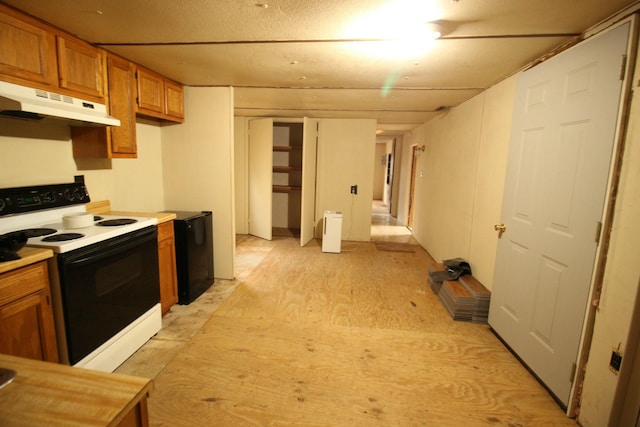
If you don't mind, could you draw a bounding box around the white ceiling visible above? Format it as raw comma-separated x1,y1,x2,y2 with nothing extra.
4,0,638,135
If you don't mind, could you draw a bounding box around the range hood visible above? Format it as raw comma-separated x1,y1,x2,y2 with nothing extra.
0,80,120,127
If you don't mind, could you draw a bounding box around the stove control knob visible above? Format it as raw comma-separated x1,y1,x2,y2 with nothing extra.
74,187,85,200
0,198,5,212
41,192,55,203
63,189,74,200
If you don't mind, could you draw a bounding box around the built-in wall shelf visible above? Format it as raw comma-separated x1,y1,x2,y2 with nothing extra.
273,227,300,238
273,166,302,173
273,145,302,152
273,185,302,193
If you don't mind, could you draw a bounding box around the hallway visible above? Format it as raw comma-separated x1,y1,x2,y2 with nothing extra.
370,199,417,244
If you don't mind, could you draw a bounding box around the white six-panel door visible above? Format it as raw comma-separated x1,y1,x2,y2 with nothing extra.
488,22,630,407
248,118,273,241
301,118,319,246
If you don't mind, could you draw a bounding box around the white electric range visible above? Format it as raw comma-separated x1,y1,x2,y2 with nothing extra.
0,177,162,372
0,205,158,252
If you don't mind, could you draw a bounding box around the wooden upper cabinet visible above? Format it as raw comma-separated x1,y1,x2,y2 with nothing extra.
0,6,104,102
71,54,137,159
1,2,184,138
0,6,58,88
136,66,184,123
107,55,137,156
136,67,164,115
56,35,105,101
165,80,185,121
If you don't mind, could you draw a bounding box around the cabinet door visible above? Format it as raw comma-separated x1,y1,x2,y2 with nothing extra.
0,7,58,88
56,34,105,100
165,79,184,121
157,221,178,315
136,68,164,115
71,54,137,159
108,55,137,157
0,262,59,363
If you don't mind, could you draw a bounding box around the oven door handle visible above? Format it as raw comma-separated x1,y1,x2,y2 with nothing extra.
59,226,157,266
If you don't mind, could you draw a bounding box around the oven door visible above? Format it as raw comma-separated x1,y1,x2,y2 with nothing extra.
56,226,159,365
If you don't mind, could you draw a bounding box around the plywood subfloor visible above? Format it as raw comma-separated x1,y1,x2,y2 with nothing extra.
374,241,416,252
141,236,576,426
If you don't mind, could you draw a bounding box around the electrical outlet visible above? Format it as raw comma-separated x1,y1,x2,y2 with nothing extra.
610,349,622,374
350,185,358,195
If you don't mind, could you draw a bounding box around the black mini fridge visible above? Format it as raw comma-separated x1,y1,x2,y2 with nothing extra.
164,210,214,304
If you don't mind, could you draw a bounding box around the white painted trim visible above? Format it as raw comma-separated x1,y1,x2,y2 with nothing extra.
74,303,162,373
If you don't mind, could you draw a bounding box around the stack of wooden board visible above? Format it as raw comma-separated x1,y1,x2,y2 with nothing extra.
432,272,492,324
438,280,476,321
459,275,491,323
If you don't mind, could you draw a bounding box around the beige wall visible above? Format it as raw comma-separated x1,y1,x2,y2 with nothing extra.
0,117,165,212
110,119,165,211
408,94,486,280
315,118,377,241
162,86,236,280
403,77,514,288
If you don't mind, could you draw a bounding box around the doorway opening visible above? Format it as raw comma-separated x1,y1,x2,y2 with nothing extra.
370,199,415,243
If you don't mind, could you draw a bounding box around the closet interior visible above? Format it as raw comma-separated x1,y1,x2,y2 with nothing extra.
272,122,303,237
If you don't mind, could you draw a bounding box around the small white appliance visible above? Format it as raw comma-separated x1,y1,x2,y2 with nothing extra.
322,211,342,253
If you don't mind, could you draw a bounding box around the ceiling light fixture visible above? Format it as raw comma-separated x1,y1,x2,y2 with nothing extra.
255,3,268,8
426,22,442,39
342,0,443,59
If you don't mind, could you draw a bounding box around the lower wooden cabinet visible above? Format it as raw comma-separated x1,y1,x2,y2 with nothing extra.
117,396,151,427
157,221,178,315
0,261,59,363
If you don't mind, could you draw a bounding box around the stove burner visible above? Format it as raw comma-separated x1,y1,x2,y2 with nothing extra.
21,228,58,238
96,218,137,227
42,233,85,242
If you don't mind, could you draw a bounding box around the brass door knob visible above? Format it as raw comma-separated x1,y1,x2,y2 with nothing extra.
494,224,506,232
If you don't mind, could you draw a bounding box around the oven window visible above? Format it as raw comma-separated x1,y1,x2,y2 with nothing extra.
95,254,142,296
57,227,160,364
